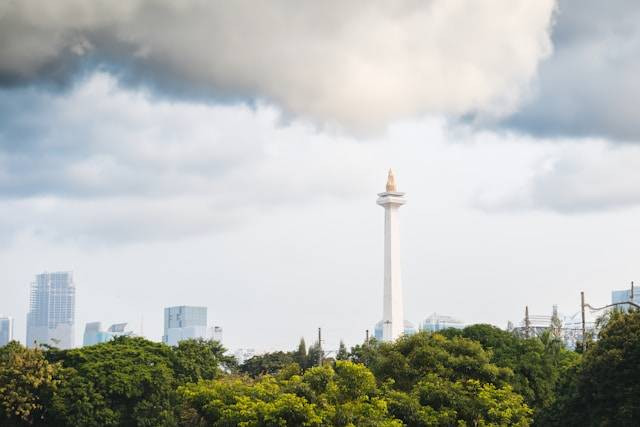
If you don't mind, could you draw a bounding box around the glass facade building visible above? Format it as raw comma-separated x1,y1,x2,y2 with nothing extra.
0,316,13,347
162,306,208,346
26,272,75,349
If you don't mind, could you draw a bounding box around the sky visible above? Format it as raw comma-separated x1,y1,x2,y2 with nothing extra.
1,0,640,353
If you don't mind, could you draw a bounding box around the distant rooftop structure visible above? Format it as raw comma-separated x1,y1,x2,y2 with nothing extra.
511,305,595,350
420,313,465,333
83,321,132,346
373,319,416,340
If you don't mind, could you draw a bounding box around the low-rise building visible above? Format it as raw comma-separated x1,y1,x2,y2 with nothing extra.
83,322,132,346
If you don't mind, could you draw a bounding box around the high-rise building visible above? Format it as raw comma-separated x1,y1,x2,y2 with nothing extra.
0,316,14,347
162,306,208,346
26,272,75,349
377,169,406,341
83,322,132,346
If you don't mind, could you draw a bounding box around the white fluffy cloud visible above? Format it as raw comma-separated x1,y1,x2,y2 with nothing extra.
0,73,370,243
0,0,555,131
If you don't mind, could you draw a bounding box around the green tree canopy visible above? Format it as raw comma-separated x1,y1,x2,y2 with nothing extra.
240,351,298,377
0,342,59,426
442,324,578,414
45,336,178,426
540,310,640,426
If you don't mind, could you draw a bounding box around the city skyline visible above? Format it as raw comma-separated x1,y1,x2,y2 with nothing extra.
2,0,640,352
2,249,615,352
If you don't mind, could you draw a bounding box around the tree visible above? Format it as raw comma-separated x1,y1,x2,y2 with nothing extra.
0,342,59,426
179,361,402,426
351,332,533,426
240,351,297,377
295,338,308,369
172,338,236,384
178,376,323,426
336,341,349,361
364,332,513,392
443,324,578,415
47,367,118,426
45,336,178,427
541,310,640,426
307,342,323,368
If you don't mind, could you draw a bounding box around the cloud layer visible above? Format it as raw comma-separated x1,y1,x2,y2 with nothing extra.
506,0,640,141
475,139,640,213
0,0,555,131
0,73,369,243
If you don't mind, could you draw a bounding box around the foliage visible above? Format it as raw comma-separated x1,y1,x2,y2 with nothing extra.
539,310,640,426
349,332,533,426
336,341,349,361
295,338,308,369
13,318,640,426
356,332,513,391
442,324,579,415
179,361,401,426
172,338,236,384
306,342,323,369
240,351,298,377
0,342,59,425
45,336,178,427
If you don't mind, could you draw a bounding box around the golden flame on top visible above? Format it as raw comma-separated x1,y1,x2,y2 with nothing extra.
386,169,397,192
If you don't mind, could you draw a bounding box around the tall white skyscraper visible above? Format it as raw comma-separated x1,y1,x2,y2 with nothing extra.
163,306,208,346
377,170,406,341
0,316,13,347
26,272,76,349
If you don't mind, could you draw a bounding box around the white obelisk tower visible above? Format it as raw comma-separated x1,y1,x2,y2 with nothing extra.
377,169,406,342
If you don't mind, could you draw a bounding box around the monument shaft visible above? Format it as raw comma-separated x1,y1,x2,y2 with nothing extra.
377,170,406,341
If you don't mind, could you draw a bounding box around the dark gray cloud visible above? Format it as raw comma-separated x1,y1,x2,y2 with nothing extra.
0,0,555,132
504,0,640,142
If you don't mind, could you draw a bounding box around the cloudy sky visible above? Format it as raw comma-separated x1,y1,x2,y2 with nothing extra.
1,0,639,352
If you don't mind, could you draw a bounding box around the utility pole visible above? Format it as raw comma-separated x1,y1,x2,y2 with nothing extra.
631,281,635,300
524,306,531,339
318,327,323,366
365,329,369,343
581,291,586,349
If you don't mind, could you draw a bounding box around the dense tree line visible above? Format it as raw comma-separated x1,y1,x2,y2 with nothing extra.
2,311,640,426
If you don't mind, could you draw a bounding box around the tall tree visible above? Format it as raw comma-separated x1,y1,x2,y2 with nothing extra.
336,341,349,361
307,342,323,368
295,338,308,369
